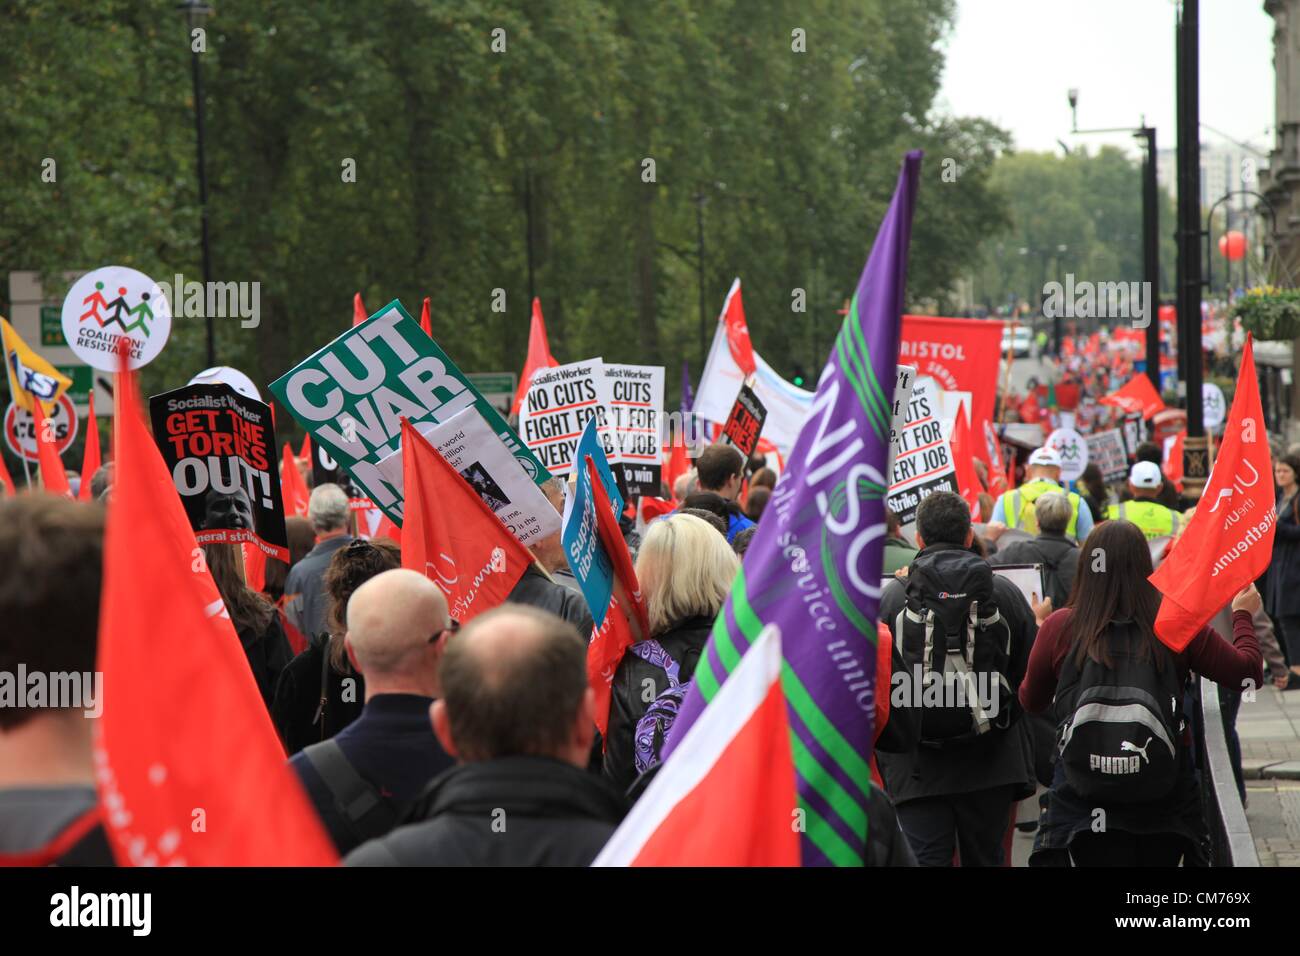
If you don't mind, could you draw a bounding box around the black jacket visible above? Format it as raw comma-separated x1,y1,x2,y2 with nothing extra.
344,756,626,866
271,632,366,755
876,543,1038,805
236,611,294,710
989,532,1079,611
289,694,454,854
508,566,595,636
1266,494,1300,620
603,614,714,794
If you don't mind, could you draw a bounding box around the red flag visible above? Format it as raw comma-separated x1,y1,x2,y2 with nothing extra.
373,511,402,547
664,426,690,501
1149,337,1273,651
949,403,983,516
95,363,336,866
242,540,267,593
399,418,530,621
77,393,102,501
981,419,1009,497
32,398,70,496
0,450,14,496
1100,374,1166,420
511,298,558,415
299,432,312,462
584,456,650,737
280,442,311,518
419,296,433,337
592,624,799,866
352,292,368,327
279,602,307,656
1163,430,1185,491
720,279,757,378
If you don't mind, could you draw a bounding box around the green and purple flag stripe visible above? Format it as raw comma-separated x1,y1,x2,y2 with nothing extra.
663,151,922,866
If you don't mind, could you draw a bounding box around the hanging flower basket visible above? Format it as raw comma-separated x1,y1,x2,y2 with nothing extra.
1231,286,1300,341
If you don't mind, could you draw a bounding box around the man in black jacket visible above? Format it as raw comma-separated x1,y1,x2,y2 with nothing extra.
877,492,1037,866
345,604,626,866
987,491,1079,611
290,569,455,854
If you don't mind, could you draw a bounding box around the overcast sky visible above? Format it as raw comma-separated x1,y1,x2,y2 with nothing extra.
936,0,1276,157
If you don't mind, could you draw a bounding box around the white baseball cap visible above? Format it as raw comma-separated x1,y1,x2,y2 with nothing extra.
1028,447,1062,468
1130,460,1163,489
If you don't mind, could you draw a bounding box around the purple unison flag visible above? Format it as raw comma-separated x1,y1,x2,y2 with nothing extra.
680,360,695,416
661,151,921,866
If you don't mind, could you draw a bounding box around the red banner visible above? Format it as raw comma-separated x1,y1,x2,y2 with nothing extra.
900,316,1002,436
1149,337,1274,651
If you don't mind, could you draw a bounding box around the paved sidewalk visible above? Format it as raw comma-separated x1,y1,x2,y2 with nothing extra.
1237,681,1300,866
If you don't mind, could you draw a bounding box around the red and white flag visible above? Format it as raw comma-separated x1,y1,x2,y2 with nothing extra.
584,456,649,738
399,418,530,622
78,392,102,502
720,278,757,378
1149,336,1274,652
592,623,799,866
95,364,336,866
511,297,559,415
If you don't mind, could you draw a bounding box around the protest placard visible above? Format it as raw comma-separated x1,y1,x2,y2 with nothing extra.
1046,426,1089,482
375,407,561,547
270,299,549,524
889,365,916,472
561,418,622,627
887,376,959,525
518,358,612,478
149,382,288,560
603,363,664,496
61,266,172,372
720,381,767,458
4,393,77,463
1085,428,1129,483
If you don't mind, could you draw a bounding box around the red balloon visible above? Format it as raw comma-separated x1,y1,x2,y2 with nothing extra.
1219,230,1247,261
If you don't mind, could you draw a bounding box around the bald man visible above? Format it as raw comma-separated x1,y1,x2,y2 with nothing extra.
290,569,456,854
345,604,626,866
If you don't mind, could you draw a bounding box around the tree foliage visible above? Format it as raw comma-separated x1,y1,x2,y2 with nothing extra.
0,0,1010,421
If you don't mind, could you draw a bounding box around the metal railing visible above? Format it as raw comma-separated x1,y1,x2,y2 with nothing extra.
1196,675,1259,867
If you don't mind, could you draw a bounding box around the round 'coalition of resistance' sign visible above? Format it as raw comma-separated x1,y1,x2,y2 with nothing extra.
61,266,172,372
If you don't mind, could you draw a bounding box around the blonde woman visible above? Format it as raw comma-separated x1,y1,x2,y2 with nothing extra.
602,513,739,792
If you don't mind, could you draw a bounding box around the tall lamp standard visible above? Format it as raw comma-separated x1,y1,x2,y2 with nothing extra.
1067,87,1161,394
179,0,215,367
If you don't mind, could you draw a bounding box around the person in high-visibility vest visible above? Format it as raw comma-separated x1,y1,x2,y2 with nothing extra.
1106,460,1181,540
989,446,1093,543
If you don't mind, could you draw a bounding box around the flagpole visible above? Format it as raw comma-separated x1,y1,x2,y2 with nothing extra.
1,328,35,488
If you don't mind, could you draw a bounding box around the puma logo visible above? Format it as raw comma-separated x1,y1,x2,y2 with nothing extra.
1120,737,1153,764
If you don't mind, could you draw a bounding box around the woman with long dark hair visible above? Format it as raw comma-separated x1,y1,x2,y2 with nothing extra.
271,538,400,754
1019,520,1262,866
205,543,292,710
1265,454,1300,684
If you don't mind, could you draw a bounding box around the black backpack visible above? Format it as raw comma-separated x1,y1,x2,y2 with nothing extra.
1054,623,1184,804
893,549,1015,745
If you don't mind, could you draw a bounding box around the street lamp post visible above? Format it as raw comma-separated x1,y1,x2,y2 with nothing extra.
179,1,215,367
1067,90,1161,393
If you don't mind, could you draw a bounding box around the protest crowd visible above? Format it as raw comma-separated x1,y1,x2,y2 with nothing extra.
0,155,1283,871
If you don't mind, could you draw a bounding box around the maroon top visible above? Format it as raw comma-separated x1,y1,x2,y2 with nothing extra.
1020,607,1263,715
